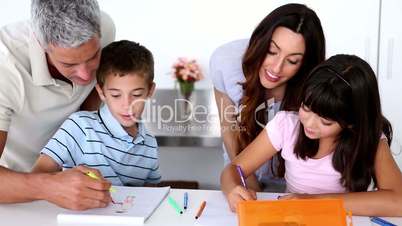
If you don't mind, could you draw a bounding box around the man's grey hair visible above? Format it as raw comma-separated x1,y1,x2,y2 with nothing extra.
31,0,101,49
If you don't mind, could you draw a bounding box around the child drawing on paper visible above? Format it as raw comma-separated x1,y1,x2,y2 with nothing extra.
221,54,402,216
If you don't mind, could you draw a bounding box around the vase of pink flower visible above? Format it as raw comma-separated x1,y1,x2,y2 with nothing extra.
172,57,203,116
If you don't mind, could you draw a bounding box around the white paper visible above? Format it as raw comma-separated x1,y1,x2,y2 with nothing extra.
58,186,170,225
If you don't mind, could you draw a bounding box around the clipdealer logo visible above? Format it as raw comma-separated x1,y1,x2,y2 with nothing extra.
127,98,219,130
254,102,267,129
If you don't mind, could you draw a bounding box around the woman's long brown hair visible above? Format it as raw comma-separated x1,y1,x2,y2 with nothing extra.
238,3,326,177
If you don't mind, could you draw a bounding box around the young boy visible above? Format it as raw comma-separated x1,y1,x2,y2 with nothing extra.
32,40,161,186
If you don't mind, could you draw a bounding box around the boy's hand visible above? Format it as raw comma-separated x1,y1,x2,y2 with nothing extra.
42,165,112,210
226,185,257,212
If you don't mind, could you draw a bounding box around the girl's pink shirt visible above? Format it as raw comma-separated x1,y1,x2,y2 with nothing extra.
266,111,347,194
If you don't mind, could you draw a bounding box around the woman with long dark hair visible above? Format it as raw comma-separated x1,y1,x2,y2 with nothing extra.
210,3,325,191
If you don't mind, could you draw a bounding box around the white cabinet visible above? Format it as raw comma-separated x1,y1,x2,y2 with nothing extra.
378,0,402,168
288,0,380,72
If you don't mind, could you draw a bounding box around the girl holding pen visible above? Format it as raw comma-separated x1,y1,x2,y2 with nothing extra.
221,55,402,216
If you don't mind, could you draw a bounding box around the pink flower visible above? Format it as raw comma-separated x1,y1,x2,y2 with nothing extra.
171,57,203,82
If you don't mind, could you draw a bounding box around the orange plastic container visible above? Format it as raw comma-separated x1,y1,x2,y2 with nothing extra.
237,198,352,226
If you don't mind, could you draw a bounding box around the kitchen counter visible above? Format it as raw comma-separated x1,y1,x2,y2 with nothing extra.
143,89,222,147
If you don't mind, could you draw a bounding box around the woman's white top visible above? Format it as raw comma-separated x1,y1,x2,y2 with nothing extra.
209,39,285,191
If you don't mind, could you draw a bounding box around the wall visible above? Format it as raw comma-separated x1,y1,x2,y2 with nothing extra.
0,0,381,88
97,0,381,89
96,0,285,89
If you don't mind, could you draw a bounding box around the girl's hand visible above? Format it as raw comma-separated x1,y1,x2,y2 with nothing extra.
226,185,257,212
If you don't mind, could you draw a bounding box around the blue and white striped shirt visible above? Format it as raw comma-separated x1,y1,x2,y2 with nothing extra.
41,104,161,186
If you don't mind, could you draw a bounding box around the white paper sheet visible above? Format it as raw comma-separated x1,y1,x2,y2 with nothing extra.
58,186,170,225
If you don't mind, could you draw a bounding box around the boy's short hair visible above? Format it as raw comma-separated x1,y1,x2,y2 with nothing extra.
96,40,154,87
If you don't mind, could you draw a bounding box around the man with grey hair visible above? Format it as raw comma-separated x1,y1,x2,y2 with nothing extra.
0,0,115,210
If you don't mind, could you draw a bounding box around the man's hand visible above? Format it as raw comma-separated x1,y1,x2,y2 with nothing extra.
42,165,112,210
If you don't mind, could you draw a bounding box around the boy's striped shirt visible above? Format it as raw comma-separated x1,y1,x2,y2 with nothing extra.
41,104,161,186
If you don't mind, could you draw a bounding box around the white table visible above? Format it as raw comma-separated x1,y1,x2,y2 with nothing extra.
1,189,401,226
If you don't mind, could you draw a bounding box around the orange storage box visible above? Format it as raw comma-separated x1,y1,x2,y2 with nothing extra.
237,198,352,226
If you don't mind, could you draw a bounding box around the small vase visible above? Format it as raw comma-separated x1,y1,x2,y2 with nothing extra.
176,80,194,118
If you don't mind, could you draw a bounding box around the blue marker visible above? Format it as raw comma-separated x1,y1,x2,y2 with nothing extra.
184,192,188,210
370,217,397,226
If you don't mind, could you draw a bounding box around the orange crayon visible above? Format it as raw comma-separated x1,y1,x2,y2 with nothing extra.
195,201,206,219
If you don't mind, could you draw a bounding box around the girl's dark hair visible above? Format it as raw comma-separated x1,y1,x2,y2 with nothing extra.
294,54,393,192
238,3,326,176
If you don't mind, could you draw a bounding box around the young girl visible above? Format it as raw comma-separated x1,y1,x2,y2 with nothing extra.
210,3,325,192
221,54,402,216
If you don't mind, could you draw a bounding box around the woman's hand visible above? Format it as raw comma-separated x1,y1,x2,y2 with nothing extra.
226,185,257,212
